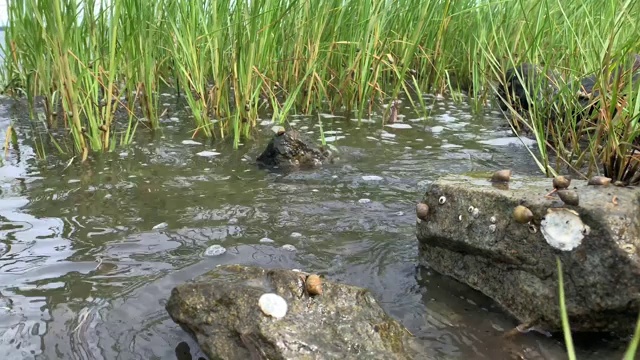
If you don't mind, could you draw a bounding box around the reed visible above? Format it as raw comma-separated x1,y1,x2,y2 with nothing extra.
2,0,639,183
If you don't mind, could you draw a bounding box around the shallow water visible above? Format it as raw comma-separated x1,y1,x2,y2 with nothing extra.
0,93,628,360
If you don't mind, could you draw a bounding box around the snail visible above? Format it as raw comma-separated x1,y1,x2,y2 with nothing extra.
545,175,571,198
557,190,579,206
305,275,323,296
552,175,571,190
588,176,612,186
491,169,512,183
416,203,429,221
513,205,534,224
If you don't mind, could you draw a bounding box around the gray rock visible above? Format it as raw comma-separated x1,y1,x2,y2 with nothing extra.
166,265,423,360
416,174,640,335
256,130,333,170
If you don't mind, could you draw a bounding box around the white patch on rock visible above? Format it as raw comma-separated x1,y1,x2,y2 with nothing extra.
204,244,227,256
259,237,275,243
258,293,288,319
540,208,588,251
182,140,202,145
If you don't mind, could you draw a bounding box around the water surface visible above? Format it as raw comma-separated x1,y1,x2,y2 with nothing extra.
0,93,628,359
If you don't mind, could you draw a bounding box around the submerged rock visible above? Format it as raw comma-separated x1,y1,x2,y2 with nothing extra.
256,129,333,169
166,265,423,360
416,174,640,335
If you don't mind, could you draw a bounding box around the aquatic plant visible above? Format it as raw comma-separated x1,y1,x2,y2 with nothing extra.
557,257,640,360
2,0,640,184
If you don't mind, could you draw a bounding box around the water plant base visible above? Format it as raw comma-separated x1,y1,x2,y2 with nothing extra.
416,174,640,335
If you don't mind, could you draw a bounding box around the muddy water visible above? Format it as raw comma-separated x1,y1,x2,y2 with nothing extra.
0,93,627,360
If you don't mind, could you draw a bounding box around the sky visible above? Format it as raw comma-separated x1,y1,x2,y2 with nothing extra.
0,1,6,27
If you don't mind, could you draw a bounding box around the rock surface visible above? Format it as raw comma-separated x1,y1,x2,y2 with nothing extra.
166,264,423,360
256,129,333,169
416,174,640,335
496,54,640,134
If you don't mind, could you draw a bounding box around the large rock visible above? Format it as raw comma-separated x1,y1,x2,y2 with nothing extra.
166,265,423,360
415,174,640,335
256,129,333,169
496,54,640,133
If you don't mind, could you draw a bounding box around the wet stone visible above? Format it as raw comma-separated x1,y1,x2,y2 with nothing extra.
416,174,640,335
165,265,424,360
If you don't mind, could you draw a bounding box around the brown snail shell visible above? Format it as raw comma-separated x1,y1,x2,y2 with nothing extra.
513,205,534,224
305,275,323,296
416,203,429,221
588,176,612,186
552,175,571,190
491,169,512,183
557,190,579,206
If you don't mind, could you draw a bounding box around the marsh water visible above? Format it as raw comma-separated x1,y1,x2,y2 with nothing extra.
0,91,629,360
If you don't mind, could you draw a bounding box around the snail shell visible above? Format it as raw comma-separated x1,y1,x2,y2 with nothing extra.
491,169,512,183
416,203,429,221
305,275,323,296
588,176,612,186
513,205,534,224
552,175,571,190
557,190,579,206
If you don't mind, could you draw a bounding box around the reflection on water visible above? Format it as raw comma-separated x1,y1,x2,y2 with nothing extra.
0,94,627,359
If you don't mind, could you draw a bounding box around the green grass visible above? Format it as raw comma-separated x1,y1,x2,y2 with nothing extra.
2,0,640,182
557,257,640,360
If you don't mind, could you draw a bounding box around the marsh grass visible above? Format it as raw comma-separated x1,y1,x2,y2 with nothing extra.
556,257,640,360
2,0,640,181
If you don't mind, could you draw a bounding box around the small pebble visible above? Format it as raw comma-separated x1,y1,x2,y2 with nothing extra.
362,175,383,181
358,198,371,204
152,222,168,230
259,237,275,243
282,244,297,251
204,244,226,256
290,232,302,238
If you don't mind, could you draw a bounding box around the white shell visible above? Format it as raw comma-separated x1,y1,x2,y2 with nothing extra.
490,216,497,224
258,293,288,319
439,196,447,204
489,224,496,233
540,208,587,251
472,208,480,218
467,206,475,213
204,244,226,256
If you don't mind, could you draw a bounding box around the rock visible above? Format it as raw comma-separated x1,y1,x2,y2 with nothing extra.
256,129,333,169
572,53,640,120
166,265,423,360
416,174,640,335
496,63,562,114
497,54,640,132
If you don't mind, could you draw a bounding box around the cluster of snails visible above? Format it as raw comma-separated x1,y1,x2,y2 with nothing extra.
546,175,579,206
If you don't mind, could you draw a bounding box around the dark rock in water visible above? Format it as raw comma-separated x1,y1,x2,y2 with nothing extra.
416,174,640,336
496,63,561,114
572,54,640,120
166,265,425,360
256,129,333,169
497,54,640,130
